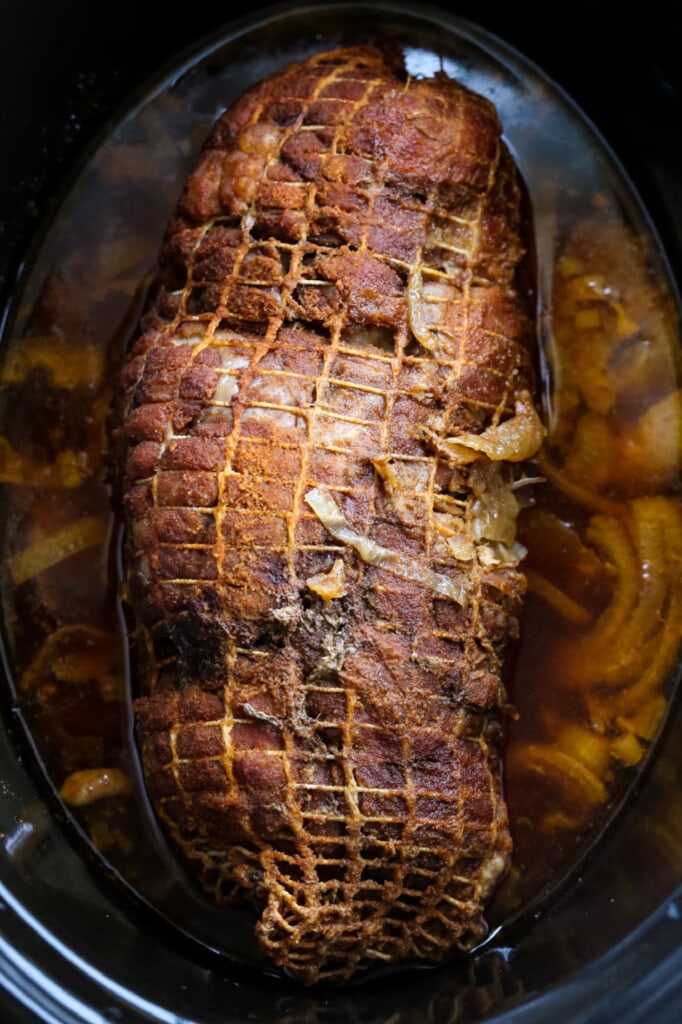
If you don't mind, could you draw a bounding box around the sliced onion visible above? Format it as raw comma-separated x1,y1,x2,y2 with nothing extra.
306,558,347,601
525,570,593,627
406,267,439,353
305,487,468,605
453,392,545,463
469,462,520,545
511,742,607,809
425,392,545,466
59,768,133,807
8,514,109,586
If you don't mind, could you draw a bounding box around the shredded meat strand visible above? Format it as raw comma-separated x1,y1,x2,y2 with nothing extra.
110,45,539,985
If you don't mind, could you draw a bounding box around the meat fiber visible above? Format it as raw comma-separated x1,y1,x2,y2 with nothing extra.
110,45,542,985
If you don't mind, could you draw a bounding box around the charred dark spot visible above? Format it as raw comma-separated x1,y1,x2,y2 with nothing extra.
150,603,228,687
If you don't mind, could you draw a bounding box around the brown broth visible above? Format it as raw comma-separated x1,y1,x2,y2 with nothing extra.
0,29,681,976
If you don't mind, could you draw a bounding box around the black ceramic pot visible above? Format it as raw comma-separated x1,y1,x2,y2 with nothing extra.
1,4,681,1022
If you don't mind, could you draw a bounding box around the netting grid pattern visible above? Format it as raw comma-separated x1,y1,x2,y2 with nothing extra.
114,47,531,983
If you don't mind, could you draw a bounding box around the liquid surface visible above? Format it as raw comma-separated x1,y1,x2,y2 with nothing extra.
0,8,680,976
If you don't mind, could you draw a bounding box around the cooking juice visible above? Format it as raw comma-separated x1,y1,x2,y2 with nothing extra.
0,28,680,973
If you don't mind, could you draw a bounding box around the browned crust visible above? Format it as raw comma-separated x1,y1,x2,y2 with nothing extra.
111,45,537,984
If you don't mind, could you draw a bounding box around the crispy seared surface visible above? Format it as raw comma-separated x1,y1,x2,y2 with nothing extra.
111,46,539,984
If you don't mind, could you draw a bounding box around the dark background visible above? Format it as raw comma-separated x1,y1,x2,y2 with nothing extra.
0,3,681,1022
0,0,681,312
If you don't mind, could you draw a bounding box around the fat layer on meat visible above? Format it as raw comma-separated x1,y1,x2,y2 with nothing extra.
110,45,540,985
